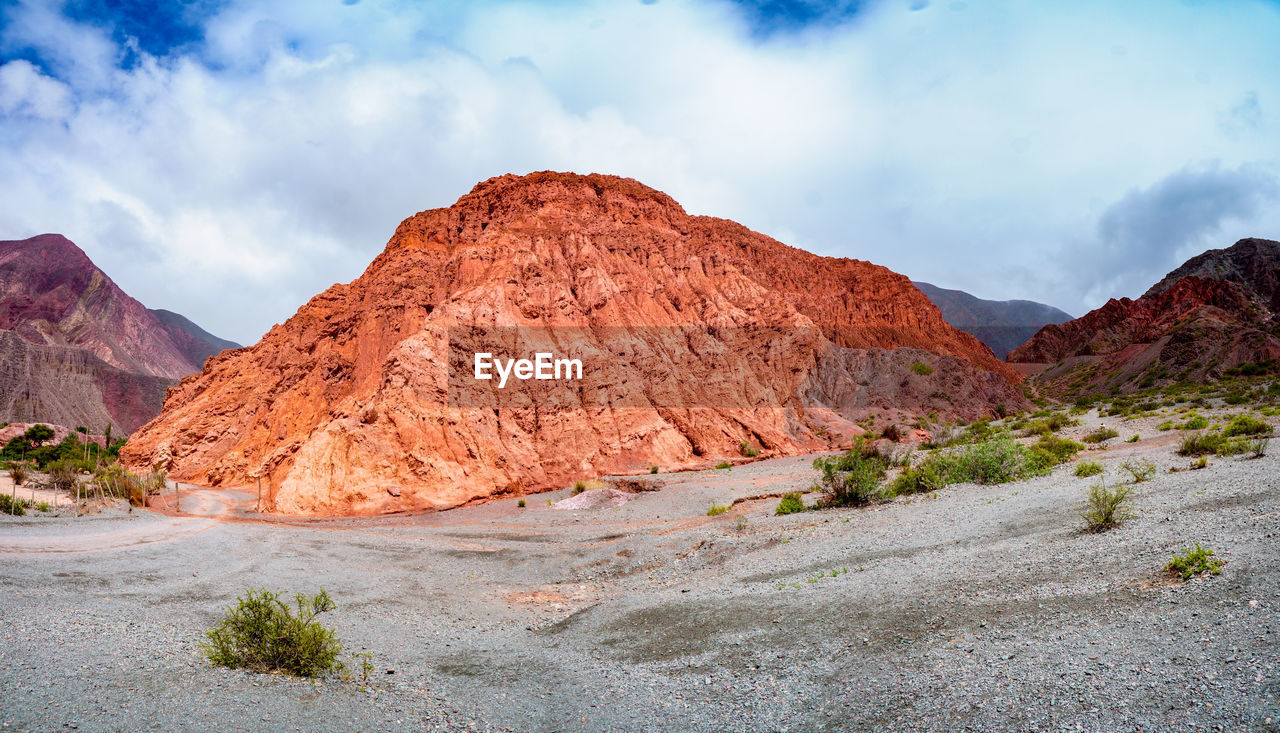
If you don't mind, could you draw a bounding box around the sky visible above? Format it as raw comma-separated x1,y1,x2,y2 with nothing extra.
1,0,1278,345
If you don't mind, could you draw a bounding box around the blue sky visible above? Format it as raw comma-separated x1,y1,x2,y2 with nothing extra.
2,0,1279,344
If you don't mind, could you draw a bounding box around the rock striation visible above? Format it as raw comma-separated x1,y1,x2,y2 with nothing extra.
1009,238,1280,396
123,172,1025,515
0,234,240,430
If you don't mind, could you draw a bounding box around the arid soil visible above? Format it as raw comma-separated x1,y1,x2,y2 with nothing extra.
1,408,1278,731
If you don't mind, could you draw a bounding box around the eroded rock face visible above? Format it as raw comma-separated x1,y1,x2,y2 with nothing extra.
1009,238,1280,396
0,234,241,430
123,172,1025,515
0,330,173,433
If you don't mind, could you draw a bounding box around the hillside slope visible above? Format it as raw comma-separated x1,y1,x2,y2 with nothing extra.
913,281,1072,359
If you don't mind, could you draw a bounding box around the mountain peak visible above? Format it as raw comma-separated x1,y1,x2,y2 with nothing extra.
0,233,240,431
1141,237,1280,306
123,173,1026,516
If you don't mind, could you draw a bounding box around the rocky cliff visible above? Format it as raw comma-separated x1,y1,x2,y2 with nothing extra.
0,234,240,430
1009,238,1280,396
123,172,1025,515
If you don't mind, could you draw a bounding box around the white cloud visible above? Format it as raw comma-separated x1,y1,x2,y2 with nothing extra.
0,59,72,119
1,0,1279,343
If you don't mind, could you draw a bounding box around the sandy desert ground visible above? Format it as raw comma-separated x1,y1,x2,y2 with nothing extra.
1,409,1278,732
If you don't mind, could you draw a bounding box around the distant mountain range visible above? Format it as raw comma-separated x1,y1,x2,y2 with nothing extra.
0,234,240,432
1009,237,1280,397
912,282,1073,359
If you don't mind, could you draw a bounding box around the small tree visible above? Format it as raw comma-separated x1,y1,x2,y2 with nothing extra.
23,424,54,446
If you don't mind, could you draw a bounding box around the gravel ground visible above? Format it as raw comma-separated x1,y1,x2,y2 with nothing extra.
1,407,1277,731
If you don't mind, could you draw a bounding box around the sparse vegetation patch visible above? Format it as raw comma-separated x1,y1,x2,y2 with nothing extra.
1165,543,1224,580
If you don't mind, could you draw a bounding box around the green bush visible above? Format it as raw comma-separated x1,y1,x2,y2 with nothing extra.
23,424,54,445
1119,458,1156,483
910,361,934,376
887,460,945,496
48,460,79,494
1030,435,1084,465
1080,482,1133,532
938,436,1049,485
650,466,659,474
203,589,343,678
1175,415,1209,431
90,464,148,505
706,502,729,516
1157,420,1173,431
1074,461,1103,478
1020,414,1077,437
1125,434,1140,443
813,448,888,506
0,493,28,516
517,499,526,508
1083,427,1119,444
1177,431,1223,456
1165,543,1223,580
715,461,732,470
739,441,760,458
1222,414,1270,437
776,492,805,515
1176,430,1259,457
1188,456,1208,470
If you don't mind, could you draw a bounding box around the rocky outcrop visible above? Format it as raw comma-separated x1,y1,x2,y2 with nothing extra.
913,282,1073,359
1009,238,1280,397
123,172,1026,515
0,234,240,431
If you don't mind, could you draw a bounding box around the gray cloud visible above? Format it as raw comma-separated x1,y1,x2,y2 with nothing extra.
1088,163,1279,300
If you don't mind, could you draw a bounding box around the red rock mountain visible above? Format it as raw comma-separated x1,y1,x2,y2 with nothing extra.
1008,237,1280,397
0,234,240,431
123,172,1025,515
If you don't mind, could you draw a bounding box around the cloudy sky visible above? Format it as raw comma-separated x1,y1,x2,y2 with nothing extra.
2,0,1278,345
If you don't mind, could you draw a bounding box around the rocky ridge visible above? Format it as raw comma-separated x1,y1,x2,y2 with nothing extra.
123,172,1026,515
1009,237,1280,396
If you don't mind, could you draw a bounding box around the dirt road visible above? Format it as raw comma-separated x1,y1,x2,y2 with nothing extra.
1,421,1277,731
